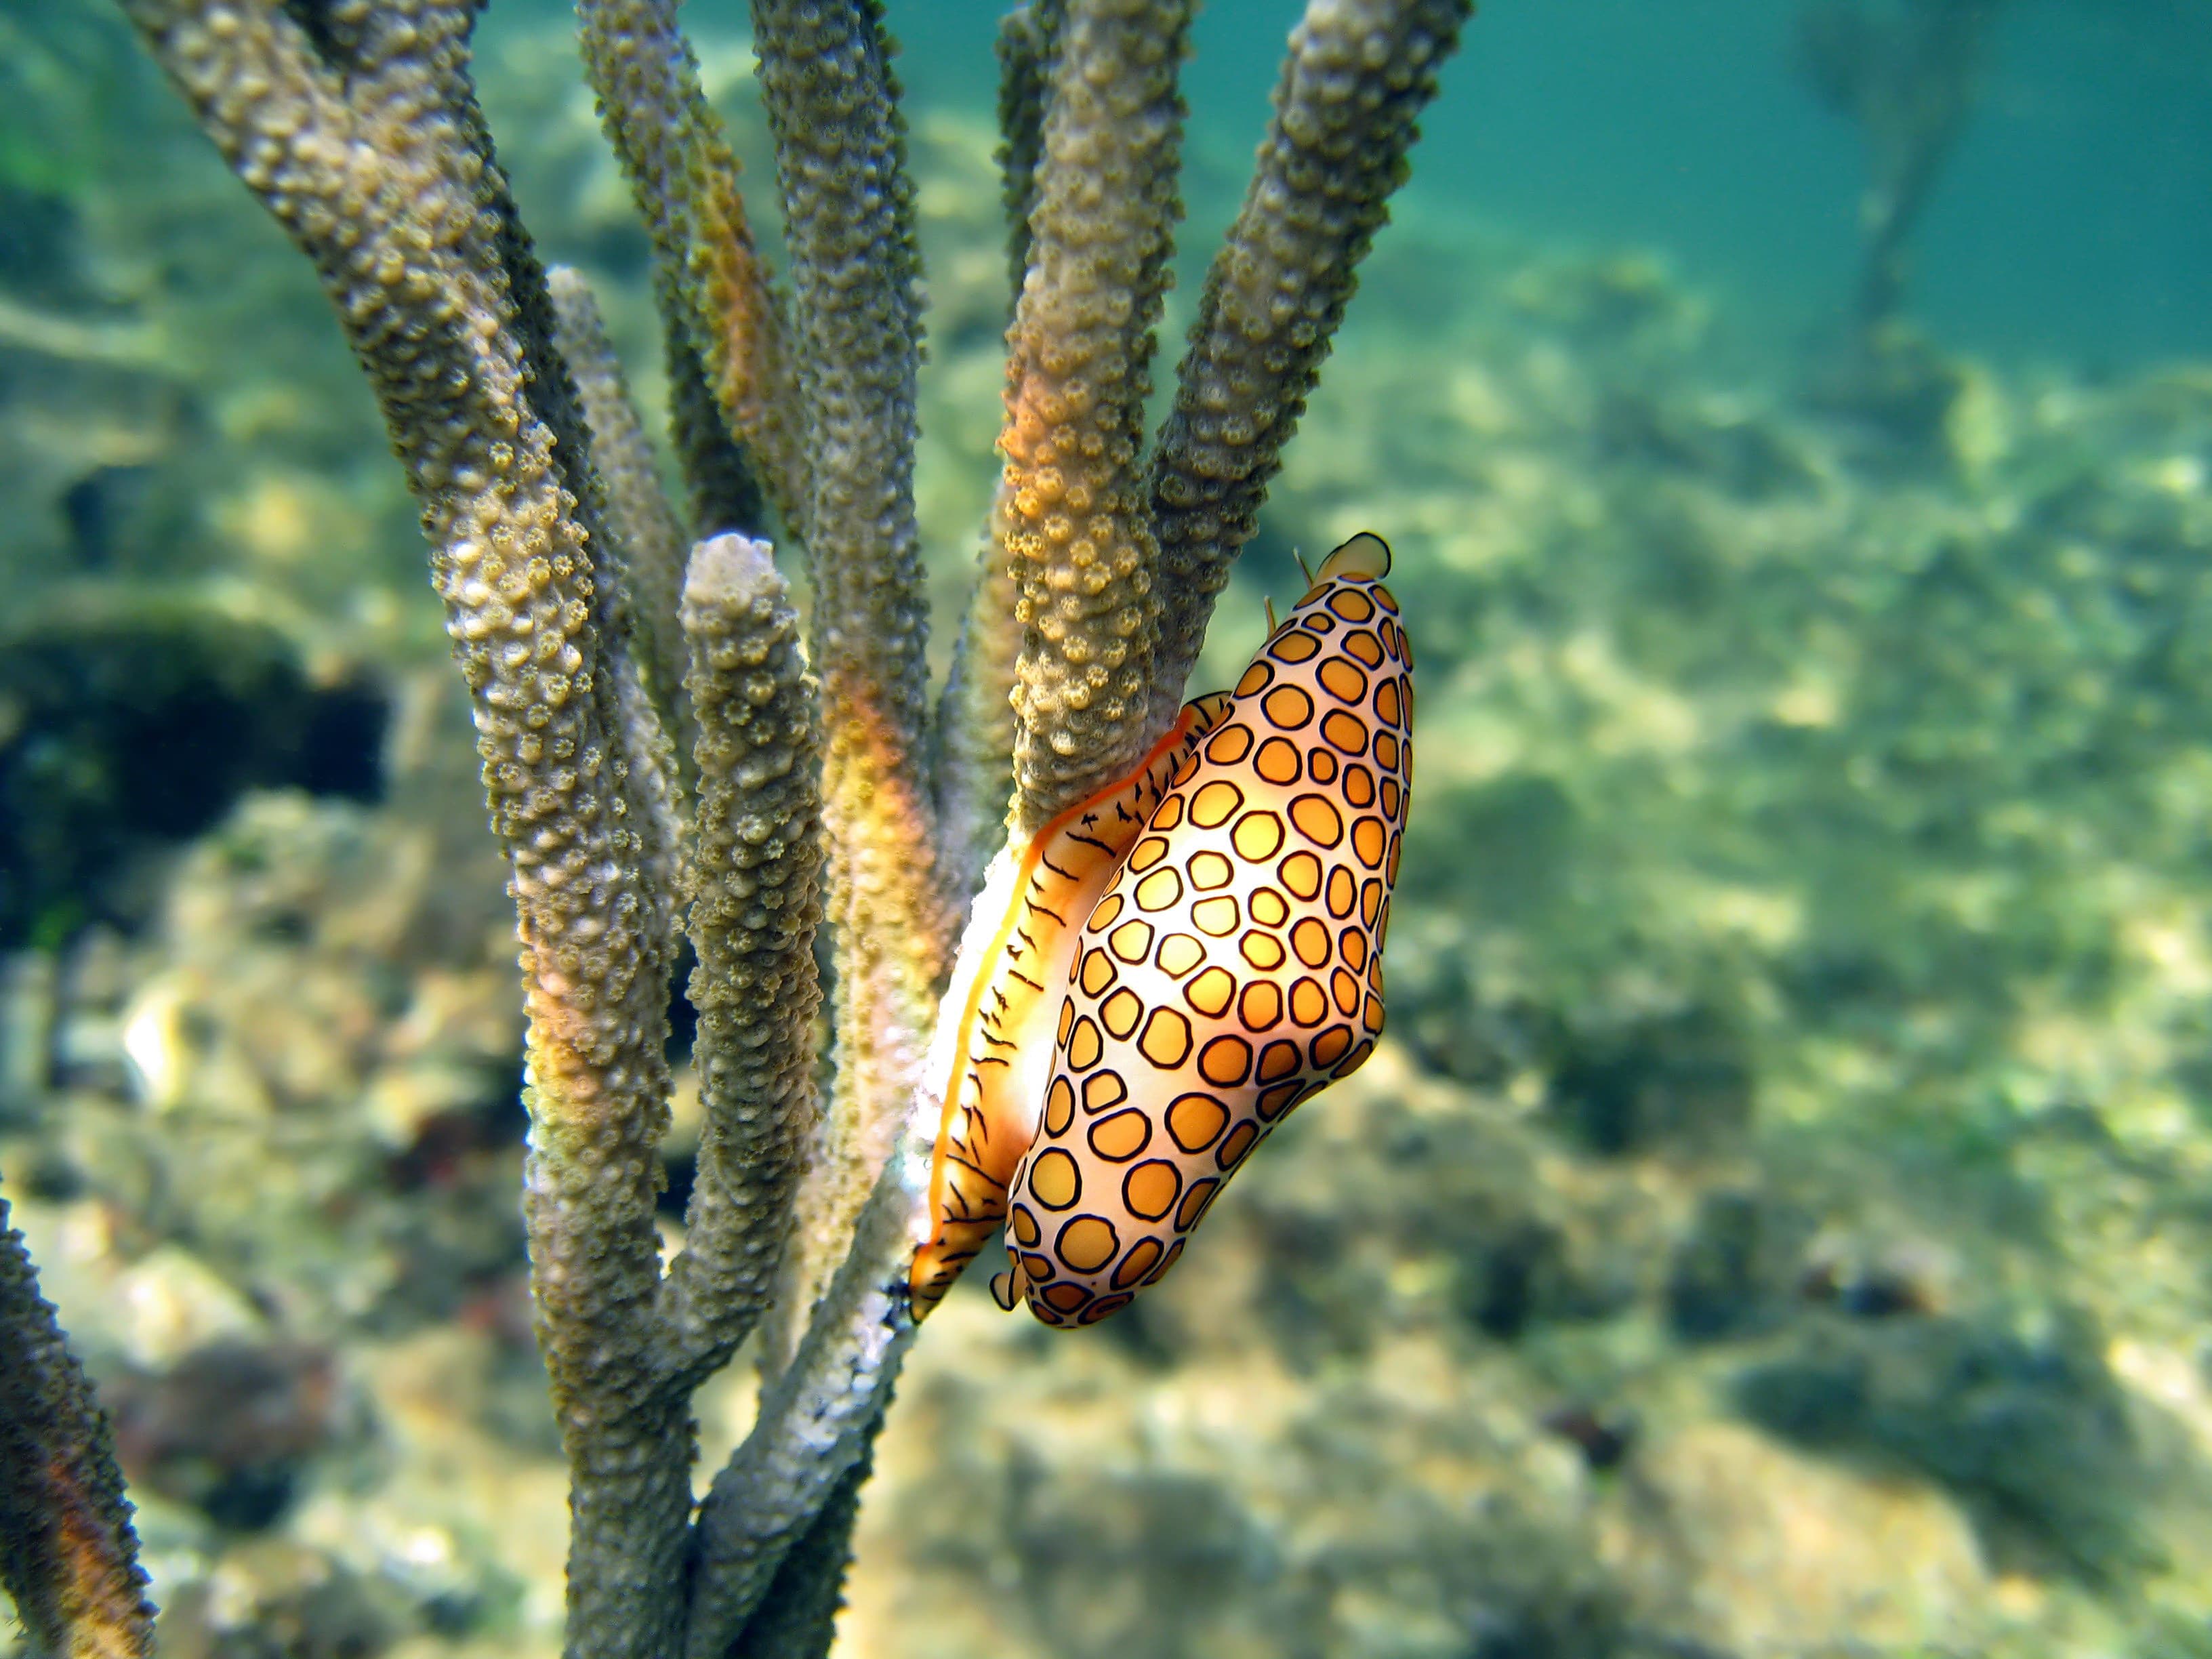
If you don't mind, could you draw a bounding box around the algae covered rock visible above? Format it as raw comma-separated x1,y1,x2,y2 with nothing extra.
1734,1304,2167,1580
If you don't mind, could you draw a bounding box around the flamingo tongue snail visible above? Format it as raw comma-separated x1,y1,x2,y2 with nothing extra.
905,689,1235,1315
909,532,1412,1326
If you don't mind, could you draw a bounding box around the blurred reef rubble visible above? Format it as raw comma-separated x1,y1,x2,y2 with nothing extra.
6,4,2212,1658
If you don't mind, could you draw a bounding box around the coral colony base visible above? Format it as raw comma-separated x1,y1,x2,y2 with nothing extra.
0,2,1467,1657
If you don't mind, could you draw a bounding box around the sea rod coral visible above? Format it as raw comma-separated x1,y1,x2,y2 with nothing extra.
0,1,1469,1655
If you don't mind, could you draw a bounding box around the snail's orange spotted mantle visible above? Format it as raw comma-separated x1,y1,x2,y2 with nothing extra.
909,532,1412,1326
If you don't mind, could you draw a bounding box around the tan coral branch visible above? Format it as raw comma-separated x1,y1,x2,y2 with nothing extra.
0,1198,155,1659
744,0,954,1361
1000,0,1194,831
118,7,691,1653
577,0,804,530
1145,0,1471,733
657,532,825,1382
550,264,700,786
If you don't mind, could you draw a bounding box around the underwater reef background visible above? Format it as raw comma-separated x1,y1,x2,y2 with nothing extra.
5,0,2212,1654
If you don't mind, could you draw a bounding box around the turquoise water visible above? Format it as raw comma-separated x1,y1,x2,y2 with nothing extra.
884,0,2212,366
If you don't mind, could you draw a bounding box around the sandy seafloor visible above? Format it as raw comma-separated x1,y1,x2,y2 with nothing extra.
7,6,2212,1657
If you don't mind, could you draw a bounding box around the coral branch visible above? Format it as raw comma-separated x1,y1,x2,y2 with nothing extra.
0,1195,155,1659
924,2,1091,905
576,0,802,530
669,335,775,541
722,1454,874,1659
550,266,698,767
1145,0,1469,733
931,525,1025,908
1000,0,1193,832
684,1153,920,1658
993,0,1069,314
745,0,952,1355
550,268,698,933
116,7,689,1652
657,532,825,1383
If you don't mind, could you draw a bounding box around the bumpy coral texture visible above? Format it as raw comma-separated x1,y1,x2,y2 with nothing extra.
118,6,696,1651
577,0,800,529
109,1,1471,1652
665,533,826,1374
549,266,697,777
1147,0,1469,731
745,0,954,1359
1002,0,1193,828
0,1200,155,1659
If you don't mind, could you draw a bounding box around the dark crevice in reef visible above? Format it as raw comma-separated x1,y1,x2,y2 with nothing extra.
0,592,390,950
